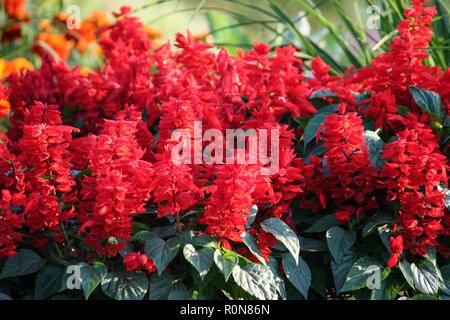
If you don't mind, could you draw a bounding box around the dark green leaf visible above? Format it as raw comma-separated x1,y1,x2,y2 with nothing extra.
410,259,439,295
364,130,385,171
0,293,12,300
439,264,450,295
331,250,358,293
408,86,444,122
370,277,400,300
34,264,65,300
191,236,218,248
214,249,238,282
410,294,438,300
145,236,180,275
149,273,175,300
341,257,390,292
298,236,327,252
260,217,300,264
101,271,148,300
247,205,258,226
232,264,279,300
282,253,311,299
326,226,356,264
310,266,327,299
183,244,214,280
303,108,336,149
0,249,45,280
362,214,393,237
69,262,108,299
240,231,266,265
267,257,286,299
303,214,339,233
309,90,337,99
399,260,415,290
377,224,392,252
168,282,190,300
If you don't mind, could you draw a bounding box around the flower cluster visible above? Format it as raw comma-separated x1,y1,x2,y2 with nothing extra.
379,114,448,266
315,107,378,223
0,1,447,286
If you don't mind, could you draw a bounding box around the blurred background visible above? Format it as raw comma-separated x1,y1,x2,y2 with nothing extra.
1,0,449,74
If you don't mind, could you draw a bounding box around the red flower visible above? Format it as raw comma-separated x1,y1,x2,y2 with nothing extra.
387,235,404,268
123,252,156,273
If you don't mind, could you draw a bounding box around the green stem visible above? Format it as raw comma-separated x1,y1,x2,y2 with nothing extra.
53,241,64,259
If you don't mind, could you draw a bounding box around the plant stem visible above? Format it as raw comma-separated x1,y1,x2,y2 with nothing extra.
53,241,64,259
175,212,182,234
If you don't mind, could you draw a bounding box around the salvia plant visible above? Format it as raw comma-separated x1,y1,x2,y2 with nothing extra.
0,0,448,300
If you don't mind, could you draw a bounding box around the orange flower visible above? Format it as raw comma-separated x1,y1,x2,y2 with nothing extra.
79,67,94,77
0,98,11,114
88,11,110,28
141,25,163,39
54,12,69,24
68,20,97,53
33,33,73,60
38,19,53,32
0,57,34,81
2,0,28,20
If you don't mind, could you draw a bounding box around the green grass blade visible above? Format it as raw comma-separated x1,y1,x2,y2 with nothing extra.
264,0,317,56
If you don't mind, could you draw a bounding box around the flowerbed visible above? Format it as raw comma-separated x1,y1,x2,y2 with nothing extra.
0,0,449,300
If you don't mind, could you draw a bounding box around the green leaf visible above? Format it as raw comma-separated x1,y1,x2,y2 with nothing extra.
191,236,218,248
282,253,311,299
362,214,393,237
410,259,440,295
439,265,450,295
298,236,327,252
132,230,157,241
424,246,437,267
70,262,108,299
101,271,148,300
303,214,339,233
260,217,300,265
364,130,385,171
183,244,214,281
310,265,327,299
131,221,150,234
149,273,175,300
438,184,450,210
370,278,401,300
408,86,444,122
267,257,286,300
341,257,390,292
240,231,267,265
303,108,336,149
145,235,180,275
331,250,357,293
232,264,279,300
247,205,258,226
399,260,415,290
0,293,12,300
310,90,338,99
410,294,438,300
0,249,45,280
168,282,190,300
214,249,238,282
326,226,356,264
377,224,392,252
34,264,66,300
